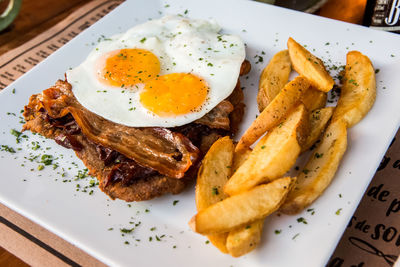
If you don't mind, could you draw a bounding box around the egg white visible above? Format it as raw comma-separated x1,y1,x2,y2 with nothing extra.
67,15,245,127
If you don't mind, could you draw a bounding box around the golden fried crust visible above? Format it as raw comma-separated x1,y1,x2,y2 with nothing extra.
23,91,187,202
102,175,187,202
77,133,188,202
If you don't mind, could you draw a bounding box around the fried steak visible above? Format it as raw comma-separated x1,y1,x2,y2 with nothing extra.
22,61,250,202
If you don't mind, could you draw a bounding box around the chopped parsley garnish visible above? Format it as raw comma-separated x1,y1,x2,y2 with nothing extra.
10,129,23,143
292,233,300,240
41,154,53,165
348,79,359,86
173,200,179,206
297,217,308,224
212,187,219,195
75,169,89,180
306,208,315,215
140,37,147,43
120,228,135,234
255,55,264,64
335,208,342,215
275,229,282,234
315,153,323,158
31,141,40,151
1,145,16,153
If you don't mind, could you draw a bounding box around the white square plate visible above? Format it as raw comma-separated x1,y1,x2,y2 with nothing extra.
1,0,400,266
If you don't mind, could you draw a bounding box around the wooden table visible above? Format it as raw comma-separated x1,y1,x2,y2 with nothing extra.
0,0,367,265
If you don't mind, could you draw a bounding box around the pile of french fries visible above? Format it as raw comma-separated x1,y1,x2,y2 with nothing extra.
189,37,376,257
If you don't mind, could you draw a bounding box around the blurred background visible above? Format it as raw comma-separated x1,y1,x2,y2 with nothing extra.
0,0,367,56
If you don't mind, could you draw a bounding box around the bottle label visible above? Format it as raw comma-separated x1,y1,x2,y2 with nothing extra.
370,0,400,32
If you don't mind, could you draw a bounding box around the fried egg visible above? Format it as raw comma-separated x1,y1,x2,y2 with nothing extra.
67,15,245,127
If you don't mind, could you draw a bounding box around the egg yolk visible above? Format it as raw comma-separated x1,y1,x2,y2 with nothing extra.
100,48,160,87
140,73,208,116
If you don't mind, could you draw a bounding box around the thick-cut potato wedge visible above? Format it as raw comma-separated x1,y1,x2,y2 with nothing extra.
195,136,234,253
331,51,376,128
196,136,234,210
229,147,264,257
191,177,295,234
301,107,334,152
226,219,264,257
281,119,347,214
300,86,327,111
232,147,252,172
207,233,229,254
236,76,310,152
225,104,309,196
287,37,334,92
257,50,292,112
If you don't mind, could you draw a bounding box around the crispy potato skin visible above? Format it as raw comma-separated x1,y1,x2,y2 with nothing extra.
332,51,376,128
193,177,294,234
225,104,309,196
232,147,252,173
257,50,292,112
281,119,347,214
236,76,310,152
196,136,234,210
195,136,234,253
300,86,327,112
228,146,264,257
226,219,264,257
301,107,334,152
287,37,334,92
207,233,229,254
